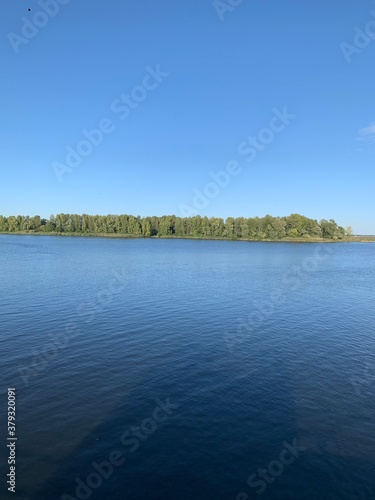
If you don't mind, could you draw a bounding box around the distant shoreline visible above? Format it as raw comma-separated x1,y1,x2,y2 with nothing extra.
1,231,374,243
0,213,363,241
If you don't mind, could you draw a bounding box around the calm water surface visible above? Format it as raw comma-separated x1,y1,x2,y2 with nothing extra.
0,235,374,500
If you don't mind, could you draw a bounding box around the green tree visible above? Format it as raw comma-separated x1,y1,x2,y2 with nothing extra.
7,216,18,232
142,219,151,237
320,219,338,239
0,216,7,232
224,217,235,238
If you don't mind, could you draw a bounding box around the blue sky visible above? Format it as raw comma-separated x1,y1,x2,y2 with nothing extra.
1,0,375,233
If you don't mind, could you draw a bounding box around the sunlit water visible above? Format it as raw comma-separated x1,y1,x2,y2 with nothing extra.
0,235,374,500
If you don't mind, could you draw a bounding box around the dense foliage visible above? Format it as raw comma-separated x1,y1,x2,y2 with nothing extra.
0,214,348,240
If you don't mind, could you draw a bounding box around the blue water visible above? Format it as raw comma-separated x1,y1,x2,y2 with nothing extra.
0,235,374,500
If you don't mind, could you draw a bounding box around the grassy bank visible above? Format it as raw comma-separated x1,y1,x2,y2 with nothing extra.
1,231,374,243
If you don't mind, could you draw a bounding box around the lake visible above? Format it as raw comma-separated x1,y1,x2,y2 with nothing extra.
0,235,374,499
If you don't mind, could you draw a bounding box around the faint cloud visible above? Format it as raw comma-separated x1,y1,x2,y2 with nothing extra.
358,122,375,142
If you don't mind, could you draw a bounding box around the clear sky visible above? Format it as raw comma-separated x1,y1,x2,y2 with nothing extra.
1,0,375,234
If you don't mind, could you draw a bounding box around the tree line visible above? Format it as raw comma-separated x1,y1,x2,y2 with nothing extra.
0,213,349,240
